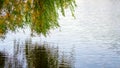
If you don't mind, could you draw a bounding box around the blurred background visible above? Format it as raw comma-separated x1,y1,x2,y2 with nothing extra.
1,0,120,68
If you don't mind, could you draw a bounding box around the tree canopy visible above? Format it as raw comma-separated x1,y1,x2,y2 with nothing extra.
0,0,76,36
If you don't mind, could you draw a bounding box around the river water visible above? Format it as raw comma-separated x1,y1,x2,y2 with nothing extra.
1,0,120,68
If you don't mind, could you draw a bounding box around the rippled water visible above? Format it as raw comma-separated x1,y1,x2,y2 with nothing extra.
1,0,120,68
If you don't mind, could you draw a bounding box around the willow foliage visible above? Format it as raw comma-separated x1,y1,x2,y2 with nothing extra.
0,0,76,36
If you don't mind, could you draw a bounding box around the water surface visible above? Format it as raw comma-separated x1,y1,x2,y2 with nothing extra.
1,0,120,68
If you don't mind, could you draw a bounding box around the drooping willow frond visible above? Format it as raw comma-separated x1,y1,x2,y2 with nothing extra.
0,0,76,36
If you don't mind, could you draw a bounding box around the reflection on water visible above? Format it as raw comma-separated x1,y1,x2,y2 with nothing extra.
25,42,59,68
0,40,74,68
0,52,5,68
1,39,120,68
1,0,120,68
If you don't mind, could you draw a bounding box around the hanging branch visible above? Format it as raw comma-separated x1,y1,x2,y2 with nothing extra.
0,0,76,37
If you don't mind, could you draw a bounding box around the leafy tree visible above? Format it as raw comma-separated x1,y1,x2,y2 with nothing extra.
0,0,76,36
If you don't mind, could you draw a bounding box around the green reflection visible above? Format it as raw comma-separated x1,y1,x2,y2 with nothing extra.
25,41,73,68
26,44,58,68
0,40,74,68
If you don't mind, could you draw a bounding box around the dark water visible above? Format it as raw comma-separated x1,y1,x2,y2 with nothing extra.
1,0,120,68
1,40,120,68
0,40,74,68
